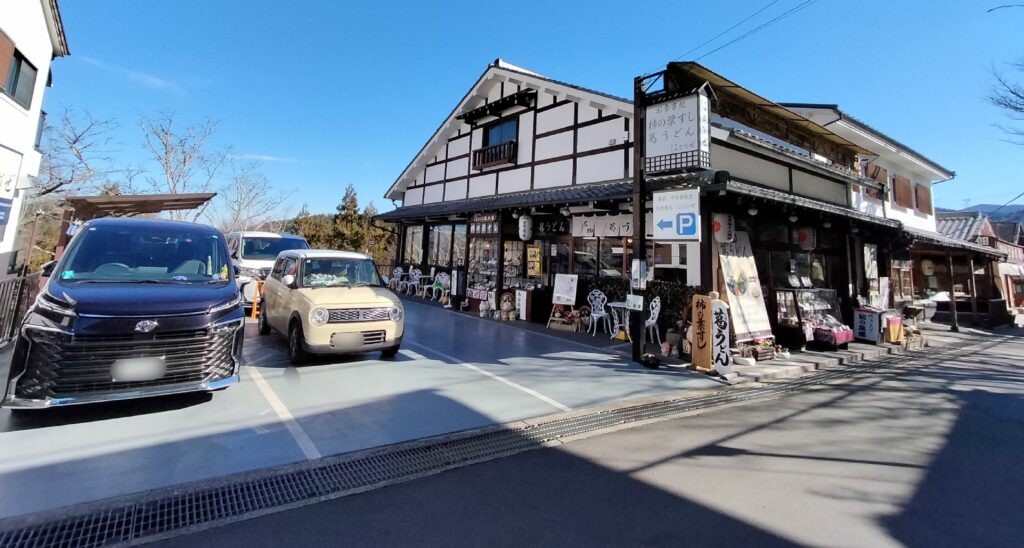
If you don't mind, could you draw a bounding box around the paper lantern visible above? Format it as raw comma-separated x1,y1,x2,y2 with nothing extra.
518,215,533,241
797,227,817,251
712,213,735,243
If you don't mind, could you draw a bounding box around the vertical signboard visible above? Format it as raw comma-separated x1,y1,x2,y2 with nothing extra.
717,231,773,341
711,299,732,375
552,273,579,306
644,90,712,173
0,198,12,226
691,294,713,371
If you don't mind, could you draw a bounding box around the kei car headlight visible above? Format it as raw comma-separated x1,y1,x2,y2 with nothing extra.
389,305,403,322
309,307,329,326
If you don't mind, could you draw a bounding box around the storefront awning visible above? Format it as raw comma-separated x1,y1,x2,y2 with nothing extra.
64,193,217,220
903,226,1007,259
998,262,1024,277
376,179,632,222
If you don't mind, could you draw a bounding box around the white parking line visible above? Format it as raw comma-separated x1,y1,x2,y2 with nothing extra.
246,365,322,460
406,341,572,412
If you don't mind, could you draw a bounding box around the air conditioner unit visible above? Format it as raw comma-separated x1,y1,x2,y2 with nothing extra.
977,236,990,246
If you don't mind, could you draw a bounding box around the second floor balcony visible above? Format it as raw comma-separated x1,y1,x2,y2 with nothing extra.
472,141,517,171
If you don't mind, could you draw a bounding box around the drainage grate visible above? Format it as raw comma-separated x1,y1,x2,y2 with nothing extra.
0,341,984,547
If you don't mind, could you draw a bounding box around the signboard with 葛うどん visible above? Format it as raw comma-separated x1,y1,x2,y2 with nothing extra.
644,90,711,173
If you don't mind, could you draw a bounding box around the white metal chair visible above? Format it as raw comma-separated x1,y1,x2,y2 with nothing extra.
432,272,451,301
405,268,422,296
646,296,662,346
390,267,404,291
586,289,612,336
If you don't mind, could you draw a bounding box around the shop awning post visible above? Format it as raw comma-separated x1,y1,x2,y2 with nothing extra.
631,75,647,363
947,253,959,332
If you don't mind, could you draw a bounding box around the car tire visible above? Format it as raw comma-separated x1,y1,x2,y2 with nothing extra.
288,321,308,365
381,345,400,358
257,306,271,336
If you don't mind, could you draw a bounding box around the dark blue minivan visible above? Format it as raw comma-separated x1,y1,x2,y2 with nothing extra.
2,218,244,409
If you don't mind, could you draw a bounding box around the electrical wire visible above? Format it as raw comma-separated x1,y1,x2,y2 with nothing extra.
695,0,820,61
670,0,783,63
985,189,1024,217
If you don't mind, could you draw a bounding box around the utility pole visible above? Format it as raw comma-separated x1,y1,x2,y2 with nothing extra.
630,75,647,362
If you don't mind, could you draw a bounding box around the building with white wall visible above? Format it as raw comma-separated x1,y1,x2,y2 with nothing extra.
0,0,69,275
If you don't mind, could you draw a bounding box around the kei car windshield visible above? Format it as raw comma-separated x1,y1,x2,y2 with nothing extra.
302,258,381,288
58,225,230,284
241,237,309,260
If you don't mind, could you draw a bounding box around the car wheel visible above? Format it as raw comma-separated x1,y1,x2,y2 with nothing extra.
288,321,308,365
381,345,400,358
257,306,271,336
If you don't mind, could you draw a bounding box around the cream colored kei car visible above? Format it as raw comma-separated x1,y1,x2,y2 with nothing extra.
257,250,404,364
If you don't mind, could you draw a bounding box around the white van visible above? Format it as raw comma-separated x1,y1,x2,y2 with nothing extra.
227,231,310,306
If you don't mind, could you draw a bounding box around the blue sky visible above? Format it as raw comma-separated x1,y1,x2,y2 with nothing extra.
44,0,1023,214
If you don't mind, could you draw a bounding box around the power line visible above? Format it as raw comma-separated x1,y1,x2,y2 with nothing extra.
986,190,1024,217
695,0,820,61
670,0,783,63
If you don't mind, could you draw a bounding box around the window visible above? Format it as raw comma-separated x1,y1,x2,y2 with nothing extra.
301,257,381,288
4,50,38,109
572,238,599,277
484,119,517,146
452,225,467,267
403,225,423,264
599,238,624,278
35,110,45,149
892,175,914,209
240,236,309,260
427,225,453,267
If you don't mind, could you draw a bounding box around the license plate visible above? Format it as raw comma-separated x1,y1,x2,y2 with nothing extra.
111,357,166,382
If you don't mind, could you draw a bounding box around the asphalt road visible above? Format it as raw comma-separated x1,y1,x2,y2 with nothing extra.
157,325,1024,547
0,299,717,519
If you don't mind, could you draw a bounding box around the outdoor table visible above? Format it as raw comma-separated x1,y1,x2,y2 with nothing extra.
608,302,631,341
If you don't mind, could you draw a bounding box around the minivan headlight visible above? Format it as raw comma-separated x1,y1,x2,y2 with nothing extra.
209,295,242,315
35,291,76,317
310,307,329,326
389,305,403,322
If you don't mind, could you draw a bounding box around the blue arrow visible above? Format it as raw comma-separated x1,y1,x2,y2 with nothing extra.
656,219,673,230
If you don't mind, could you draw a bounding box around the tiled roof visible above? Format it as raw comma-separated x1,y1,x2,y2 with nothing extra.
936,211,987,242
376,179,632,221
993,221,1024,244
904,226,1006,259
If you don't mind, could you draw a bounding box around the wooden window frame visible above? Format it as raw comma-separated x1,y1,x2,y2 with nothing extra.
892,175,914,209
914,183,933,215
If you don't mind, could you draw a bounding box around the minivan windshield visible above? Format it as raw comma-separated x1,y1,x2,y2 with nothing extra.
241,237,309,261
58,224,230,284
302,258,381,288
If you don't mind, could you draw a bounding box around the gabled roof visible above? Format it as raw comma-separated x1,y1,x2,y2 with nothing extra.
936,211,992,242
385,60,631,201
780,103,954,179
42,0,69,56
993,221,1024,244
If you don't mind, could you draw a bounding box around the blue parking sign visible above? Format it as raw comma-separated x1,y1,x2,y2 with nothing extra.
676,213,697,236
0,198,12,226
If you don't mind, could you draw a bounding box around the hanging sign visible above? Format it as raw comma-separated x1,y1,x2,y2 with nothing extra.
652,189,701,241
518,215,533,241
797,227,817,251
593,216,611,237
515,289,528,320
535,217,569,235
644,90,711,173
712,213,735,243
526,245,542,277
717,231,772,341
711,298,732,375
552,273,579,305
691,295,713,371
0,198,12,226
571,216,596,237
626,293,644,311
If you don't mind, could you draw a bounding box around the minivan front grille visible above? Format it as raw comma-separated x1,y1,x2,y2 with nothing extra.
328,307,390,323
362,330,386,345
15,322,240,399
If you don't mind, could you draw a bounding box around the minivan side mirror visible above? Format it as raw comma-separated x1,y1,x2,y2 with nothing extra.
40,260,57,278
233,265,241,276
281,274,296,288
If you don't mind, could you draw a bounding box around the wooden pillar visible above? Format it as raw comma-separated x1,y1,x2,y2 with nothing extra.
496,211,505,296
947,253,959,332
395,222,406,267
969,256,980,326
630,75,647,362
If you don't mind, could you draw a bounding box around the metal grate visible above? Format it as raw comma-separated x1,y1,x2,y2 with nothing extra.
0,341,980,548
328,308,390,323
361,330,386,345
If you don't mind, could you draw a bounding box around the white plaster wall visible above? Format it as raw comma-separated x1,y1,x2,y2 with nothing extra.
498,167,531,194
425,163,445,183
851,191,885,217
486,80,502,103
449,135,470,157
445,178,467,201
471,128,483,149
0,0,59,263
423,184,444,204
791,171,847,205
535,131,573,161
711,144,788,191
517,112,534,164
405,187,424,206
446,157,468,179
533,160,572,189
468,173,496,198
578,104,600,124
576,151,623,184
536,103,574,134
577,118,623,153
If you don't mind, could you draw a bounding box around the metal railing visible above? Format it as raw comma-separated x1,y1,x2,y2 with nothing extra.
0,273,38,348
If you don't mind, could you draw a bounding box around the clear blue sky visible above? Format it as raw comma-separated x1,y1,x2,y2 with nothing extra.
44,0,1023,214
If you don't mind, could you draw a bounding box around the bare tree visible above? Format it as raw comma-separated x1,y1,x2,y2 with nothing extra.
140,112,229,221
207,162,294,233
988,60,1024,143
35,108,118,197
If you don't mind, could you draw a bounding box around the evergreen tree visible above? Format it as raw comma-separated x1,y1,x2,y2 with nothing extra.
363,201,396,265
333,184,368,251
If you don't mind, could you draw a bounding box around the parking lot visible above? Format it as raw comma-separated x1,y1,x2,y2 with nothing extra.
0,299,719,520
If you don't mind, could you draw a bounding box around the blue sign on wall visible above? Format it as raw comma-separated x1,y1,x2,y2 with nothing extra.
0,198,12,226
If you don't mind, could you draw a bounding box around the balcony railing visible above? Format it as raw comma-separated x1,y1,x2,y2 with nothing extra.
472,141,517,170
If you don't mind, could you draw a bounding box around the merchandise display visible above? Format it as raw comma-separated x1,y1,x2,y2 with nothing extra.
776,288,852,348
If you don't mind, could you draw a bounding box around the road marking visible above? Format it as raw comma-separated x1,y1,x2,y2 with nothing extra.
246,365,322,460
406,341,572,412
